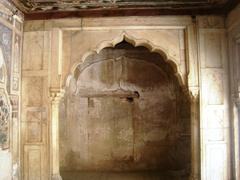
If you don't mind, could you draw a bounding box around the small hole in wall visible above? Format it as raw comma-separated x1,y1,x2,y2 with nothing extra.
134,91,140,98
126,97,134,102
126,91,140,103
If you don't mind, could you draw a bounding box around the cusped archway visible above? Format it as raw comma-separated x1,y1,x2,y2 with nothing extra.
60,41,191,179
65,32,186,91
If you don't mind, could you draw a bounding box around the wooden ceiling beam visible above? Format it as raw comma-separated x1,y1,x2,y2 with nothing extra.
9,0,240,20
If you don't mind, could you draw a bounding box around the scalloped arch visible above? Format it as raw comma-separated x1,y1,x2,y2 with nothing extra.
68,32,185,88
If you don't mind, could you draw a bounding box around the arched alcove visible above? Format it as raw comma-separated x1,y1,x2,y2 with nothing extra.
59,41,191,179
66,32,185,88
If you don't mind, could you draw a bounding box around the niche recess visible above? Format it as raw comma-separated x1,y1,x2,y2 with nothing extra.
59,41,191,178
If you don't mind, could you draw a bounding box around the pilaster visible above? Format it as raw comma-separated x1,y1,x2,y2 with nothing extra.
49,89,64,180
189,87,200,180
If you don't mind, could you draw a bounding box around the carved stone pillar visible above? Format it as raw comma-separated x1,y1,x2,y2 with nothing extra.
50,89,64,180
189,87,200,180
187,21,200,180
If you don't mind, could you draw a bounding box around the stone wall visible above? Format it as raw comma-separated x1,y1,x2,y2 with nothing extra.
0,1,23,180
22,16,231,180
21,24,50,180
197,16,230,180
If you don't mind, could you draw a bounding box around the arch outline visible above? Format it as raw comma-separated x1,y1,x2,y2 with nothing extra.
67,31,185,89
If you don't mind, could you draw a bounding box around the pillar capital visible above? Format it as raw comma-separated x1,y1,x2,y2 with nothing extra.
49,88,65,104
49,88,64,180
189,86,199,101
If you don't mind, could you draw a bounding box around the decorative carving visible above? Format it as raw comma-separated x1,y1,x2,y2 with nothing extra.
0,89,10,150
13,0,228,13
50,89,65,104
189,86,199,101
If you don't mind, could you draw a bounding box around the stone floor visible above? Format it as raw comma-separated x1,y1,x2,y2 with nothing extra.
61,171,189,180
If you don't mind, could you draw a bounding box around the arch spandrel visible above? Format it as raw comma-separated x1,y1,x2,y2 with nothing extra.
64,32,187,89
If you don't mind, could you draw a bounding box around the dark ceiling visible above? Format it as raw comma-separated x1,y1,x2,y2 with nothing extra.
11,0,240,20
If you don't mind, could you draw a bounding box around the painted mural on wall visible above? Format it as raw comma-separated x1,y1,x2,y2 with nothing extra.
0,1,22,151
0,89,10,150
0,23,11,150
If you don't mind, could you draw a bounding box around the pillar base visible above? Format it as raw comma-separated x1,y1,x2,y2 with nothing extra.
52,174,62,180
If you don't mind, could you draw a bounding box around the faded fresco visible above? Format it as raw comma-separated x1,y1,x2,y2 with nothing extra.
0,22,12,150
